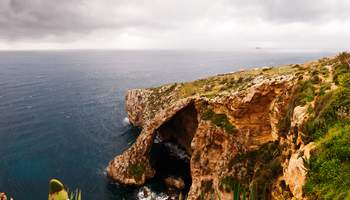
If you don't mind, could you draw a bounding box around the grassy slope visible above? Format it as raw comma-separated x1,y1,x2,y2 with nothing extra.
303,53,350,199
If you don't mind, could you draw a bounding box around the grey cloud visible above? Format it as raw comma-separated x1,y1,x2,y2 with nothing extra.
0,0,349,47
231,0,350,23
0,0,171,41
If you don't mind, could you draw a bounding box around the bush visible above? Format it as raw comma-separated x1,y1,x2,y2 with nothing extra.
303,88,350,141
202,109,237,134
333,61,350,87
294,80,316,106
304,122,350,199
337,52,350,67
304,76,350,199
129,164,144,181
226,141,281,200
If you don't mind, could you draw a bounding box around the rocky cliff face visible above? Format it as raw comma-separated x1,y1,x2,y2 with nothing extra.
107,54,350,199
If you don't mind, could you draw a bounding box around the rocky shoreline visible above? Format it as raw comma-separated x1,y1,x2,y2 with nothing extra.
107,53,350,199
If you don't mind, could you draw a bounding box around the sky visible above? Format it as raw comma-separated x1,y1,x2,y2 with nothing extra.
0,0,349,50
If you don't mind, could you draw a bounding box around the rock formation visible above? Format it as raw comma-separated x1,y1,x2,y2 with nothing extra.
107,54,350,199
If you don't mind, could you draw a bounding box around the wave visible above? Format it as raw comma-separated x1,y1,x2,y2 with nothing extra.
122,117,130,126
137,186,169,200
164,142,190,160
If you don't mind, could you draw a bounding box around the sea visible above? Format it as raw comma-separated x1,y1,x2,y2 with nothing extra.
0,50,336,199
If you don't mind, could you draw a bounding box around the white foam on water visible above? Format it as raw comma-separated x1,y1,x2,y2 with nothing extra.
164,142,190,160
137,186,169,200
122,117,130,126
153,135,161,144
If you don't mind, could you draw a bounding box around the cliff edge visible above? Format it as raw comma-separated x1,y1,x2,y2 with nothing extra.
107,53,350,199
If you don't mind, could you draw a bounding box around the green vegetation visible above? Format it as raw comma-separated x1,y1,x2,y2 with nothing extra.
49,179,69,200
333,63,350,87
304,122,350,199
145,62,299,121
129,163,145,181
246,142,282,200
304,95,350,198
177,75,252,99
337,52,350,67
294,80,316,106
219,176,239,192
202,108,237,134
219,176,250,200
68,189,82,200
279,64,332,135
198,180,215,200
225,141,282,200
303,88,350,141
318,82,331,96
49,179,81,200
304,54,350,199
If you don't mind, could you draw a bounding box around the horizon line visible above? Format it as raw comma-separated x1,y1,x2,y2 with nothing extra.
0,47,346,52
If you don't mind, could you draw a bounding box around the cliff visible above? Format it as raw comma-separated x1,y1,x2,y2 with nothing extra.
107,53,350,199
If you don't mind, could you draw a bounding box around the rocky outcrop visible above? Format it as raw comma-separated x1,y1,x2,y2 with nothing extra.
284,142,315,199
165,176,185,190
107,56,341,199
0,193,8,200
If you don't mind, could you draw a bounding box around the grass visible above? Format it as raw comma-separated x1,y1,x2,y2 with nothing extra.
128,164,145,181
304,122,350,199
337,52,350,67
202,108,237,134
304,56,350,199
198,180,214,200
68,189,82,200
303,88,350,141
219,176,251,200
278,79,318,136
294,80,316,106
224,141,282,200
333,63,350,87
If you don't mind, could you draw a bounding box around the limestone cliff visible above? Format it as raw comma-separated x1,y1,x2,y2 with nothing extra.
107,53,350,199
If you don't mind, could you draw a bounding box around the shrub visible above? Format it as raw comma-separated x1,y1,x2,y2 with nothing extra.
337,52,350,67
304,122,350,199
226,141,281,200
129,164,144,181
303,88,350,141
202,109,237,134
48,179,81,200
294,80,316,106
333,61,350,87
304,76,350,199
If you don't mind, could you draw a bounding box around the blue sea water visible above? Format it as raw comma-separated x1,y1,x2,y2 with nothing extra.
0,50,336,199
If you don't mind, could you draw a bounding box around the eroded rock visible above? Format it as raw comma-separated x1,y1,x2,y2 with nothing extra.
107,57,337,199
164,177,185,190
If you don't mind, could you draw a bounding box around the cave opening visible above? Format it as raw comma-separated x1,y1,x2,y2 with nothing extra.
149,102,198,196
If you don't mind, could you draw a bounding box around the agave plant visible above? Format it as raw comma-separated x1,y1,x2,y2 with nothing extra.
48,179,82,200
48,179,69,200
68,189,81,200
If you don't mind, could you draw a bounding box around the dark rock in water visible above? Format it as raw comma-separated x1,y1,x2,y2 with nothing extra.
164,177,185,190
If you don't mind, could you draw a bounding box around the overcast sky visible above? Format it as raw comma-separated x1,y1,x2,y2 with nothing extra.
0,0,349,50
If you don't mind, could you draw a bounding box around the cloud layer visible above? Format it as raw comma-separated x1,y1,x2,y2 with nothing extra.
0,0,349,50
